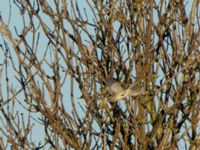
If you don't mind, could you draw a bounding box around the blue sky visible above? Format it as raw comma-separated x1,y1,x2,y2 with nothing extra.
0,0,198,149
0,0,91,146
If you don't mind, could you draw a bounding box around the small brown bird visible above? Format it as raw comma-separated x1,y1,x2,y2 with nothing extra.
105,77,142,102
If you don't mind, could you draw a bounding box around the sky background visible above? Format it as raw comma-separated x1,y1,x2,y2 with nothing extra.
0,0,90,147
0,0,197,149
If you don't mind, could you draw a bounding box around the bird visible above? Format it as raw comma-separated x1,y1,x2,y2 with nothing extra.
105,77,142,102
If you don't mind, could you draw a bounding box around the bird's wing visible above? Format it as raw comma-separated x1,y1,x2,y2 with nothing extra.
109,82,125,94
130,81,143,96
105,77,124,94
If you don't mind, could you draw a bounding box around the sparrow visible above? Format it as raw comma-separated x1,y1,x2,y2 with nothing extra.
105,77,142,102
